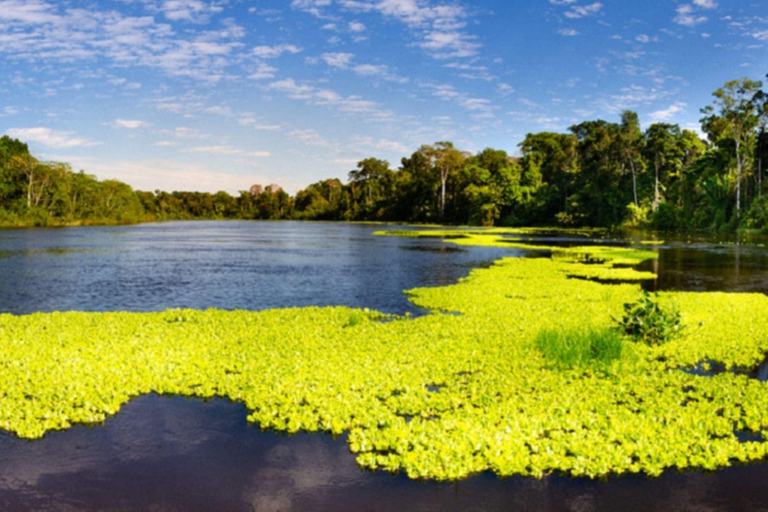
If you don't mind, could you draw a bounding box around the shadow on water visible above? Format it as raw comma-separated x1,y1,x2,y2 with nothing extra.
1,394,768,512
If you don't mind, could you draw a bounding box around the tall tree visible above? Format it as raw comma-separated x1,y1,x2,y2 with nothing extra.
701,77,763,219
619,111,644,207
348,158,392,218
430,142,465,220
569,120,624,226
644,123,683,212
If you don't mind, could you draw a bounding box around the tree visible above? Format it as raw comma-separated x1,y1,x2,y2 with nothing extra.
519,132,579,224
701,77,763,219
569,120,624,226
426,142,464,220
619,111,644,207
348,158,392,218
644,123,683,212
9,152,39,210
458,148,522,225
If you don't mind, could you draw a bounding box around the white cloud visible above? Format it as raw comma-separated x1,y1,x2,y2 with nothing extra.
251,44,302,59
417,30,481,59
692,0,717,9
186,145,271,157
322,52,354,67
648,102,687,123
157,0,224,23
288,128,332,147
172,126,208,139
0,0,58,23
563,2,603,19
421,82,496,115
5,127,100,148
558,28,579,36
635,34,658,43
108,119,150,129
291,0,481,59
0,106,19,117
124,0,224,23
348,21,365,32
267,78,394,118
674,4,708,27
0,1,246,83
497,83,515,96
752,30,768,41
594,84,673,114
319,52,408,82
248,62,278,80
352,135,409,154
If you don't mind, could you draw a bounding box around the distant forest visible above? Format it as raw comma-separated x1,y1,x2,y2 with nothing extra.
1,76,766,231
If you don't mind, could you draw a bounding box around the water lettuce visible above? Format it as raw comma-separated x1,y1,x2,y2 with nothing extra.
0,230,766,481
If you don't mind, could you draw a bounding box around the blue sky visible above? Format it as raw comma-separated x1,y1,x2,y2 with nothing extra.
1,0,766,194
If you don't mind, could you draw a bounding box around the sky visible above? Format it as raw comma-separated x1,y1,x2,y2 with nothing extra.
0,0,766,194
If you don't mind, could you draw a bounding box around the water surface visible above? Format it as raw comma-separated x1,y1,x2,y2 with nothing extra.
0,221,766,511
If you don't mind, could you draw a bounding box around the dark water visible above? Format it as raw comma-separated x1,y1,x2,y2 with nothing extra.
0,222,767,512
638,241,768,294
0,221,513,316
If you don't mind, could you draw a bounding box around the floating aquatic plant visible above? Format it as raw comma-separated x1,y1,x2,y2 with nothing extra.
0,230,766,482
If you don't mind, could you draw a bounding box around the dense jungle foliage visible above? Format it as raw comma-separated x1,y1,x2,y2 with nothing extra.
1,76,766,230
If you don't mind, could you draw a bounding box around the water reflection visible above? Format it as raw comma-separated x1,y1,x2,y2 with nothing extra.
1,394,767,512
639,242,768,294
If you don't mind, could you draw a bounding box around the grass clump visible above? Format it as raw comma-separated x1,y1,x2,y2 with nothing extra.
535,327,623,369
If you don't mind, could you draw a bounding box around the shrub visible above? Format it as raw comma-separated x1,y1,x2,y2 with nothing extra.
652,202,679,231
617,291,682,345
535,327,623,369
624,202,650,228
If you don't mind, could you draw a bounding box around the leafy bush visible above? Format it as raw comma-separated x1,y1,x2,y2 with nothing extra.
617,291,682,345
746,194,768,231
535,327,623,369
652,202,679,231
624,202,650,228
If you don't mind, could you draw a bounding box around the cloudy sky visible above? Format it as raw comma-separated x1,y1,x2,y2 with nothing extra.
0,0,766,193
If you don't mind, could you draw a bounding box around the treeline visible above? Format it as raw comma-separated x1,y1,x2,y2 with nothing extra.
0,137,147,227
293,76,768,231
1,76,766,230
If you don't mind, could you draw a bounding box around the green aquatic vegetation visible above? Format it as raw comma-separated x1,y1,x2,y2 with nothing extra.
0,232,767,481
618,291,683,345
535,327,624,369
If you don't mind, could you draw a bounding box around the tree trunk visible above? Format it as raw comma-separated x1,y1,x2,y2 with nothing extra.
653,157,660,212
439,167,447,220
735,138,741,218
27,165,33,209
629,157,638,207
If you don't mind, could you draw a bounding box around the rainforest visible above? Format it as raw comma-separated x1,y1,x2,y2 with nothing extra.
1,77,767,232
